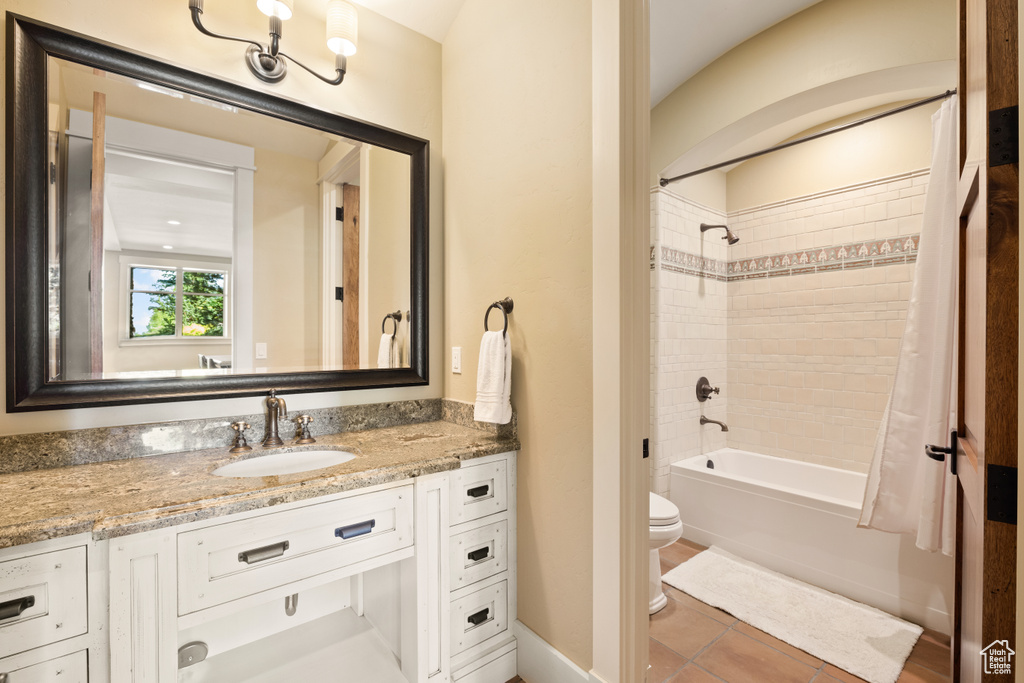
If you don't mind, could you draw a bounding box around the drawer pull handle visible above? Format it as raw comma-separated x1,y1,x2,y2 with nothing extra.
0,673,7,683
238,541,290,565
335,519,376,540
467,607,490,626
0,595,35,621
467,546,490,562
467,484,490,499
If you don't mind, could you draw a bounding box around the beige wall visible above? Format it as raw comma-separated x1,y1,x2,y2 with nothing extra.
726,103,939,211
651,0,956,187
365,146,412,366
252,148,321,370
442,0,594,670
0,0,442,434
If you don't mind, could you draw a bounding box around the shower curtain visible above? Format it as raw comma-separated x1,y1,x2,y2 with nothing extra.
858,95,958,556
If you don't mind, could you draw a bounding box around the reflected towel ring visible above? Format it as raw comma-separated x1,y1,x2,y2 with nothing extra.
382,310,402,337
484,297,515,337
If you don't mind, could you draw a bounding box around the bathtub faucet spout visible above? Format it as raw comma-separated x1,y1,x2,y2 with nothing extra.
700,415,729,432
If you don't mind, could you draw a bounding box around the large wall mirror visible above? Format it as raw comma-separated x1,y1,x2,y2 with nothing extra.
7,15,428,411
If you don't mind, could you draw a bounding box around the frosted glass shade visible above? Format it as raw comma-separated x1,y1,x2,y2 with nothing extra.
326,0,358,56
256,0,293,20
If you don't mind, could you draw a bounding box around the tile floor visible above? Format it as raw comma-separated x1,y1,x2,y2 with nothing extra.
650,539,952,683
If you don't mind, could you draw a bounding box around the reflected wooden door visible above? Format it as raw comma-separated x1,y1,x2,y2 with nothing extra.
342,183,360,369
954,0,1018,679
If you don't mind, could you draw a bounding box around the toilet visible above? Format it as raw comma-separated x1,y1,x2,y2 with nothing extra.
649,492,683,614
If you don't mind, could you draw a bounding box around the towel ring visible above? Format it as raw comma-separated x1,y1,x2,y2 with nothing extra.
484,297,514,336
382,310,402,337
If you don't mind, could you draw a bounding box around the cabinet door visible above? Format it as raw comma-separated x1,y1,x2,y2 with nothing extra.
109,531,178,683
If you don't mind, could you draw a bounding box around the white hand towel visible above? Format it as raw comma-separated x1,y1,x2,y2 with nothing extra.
377,333,395,369
474,330,512,424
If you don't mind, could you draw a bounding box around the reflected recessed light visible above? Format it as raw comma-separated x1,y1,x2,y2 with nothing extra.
162,245,174,250
168,220,181,225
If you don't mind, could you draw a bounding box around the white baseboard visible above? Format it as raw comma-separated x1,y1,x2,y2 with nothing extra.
513,620,592,683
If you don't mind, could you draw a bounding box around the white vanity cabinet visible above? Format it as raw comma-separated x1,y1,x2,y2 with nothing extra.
0,535,109,683
106,451,518,683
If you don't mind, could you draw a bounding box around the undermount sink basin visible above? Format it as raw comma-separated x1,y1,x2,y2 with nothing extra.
213,449,357,478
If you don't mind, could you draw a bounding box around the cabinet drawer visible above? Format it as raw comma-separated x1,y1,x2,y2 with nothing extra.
0,547,88,659
450,520,507,590
449,460,507,526
178,485,413,614
450,579,508,656
0,649,88,683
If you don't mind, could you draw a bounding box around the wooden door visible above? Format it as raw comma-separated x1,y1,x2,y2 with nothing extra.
954,0,1018,679
341,183,360,369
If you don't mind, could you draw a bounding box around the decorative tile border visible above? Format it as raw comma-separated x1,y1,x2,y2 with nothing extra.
656,235,918,282
730,235,919,278
658,246,729,280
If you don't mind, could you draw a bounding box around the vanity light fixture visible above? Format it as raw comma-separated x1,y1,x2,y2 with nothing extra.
188,0,358,85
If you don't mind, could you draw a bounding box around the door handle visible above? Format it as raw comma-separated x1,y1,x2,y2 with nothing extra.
924,430,958,476
0,595,34,621
238,540,290,565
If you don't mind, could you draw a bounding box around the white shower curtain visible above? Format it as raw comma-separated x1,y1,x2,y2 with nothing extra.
858,95,959,556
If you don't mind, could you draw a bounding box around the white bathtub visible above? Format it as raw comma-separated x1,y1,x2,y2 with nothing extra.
669,448,953,634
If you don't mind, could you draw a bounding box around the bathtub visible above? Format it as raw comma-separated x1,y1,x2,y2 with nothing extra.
669,448,953,634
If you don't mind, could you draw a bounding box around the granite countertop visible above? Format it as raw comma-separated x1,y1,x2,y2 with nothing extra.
0,420,519,549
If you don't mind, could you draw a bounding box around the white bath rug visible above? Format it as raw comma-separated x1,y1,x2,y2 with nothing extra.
661,546,923,683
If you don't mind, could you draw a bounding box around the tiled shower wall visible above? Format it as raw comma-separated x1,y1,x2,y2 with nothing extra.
650,189,729,497
650,171,926,494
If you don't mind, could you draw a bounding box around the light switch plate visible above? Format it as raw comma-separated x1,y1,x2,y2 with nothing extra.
255,343,268,359
452,347,462,374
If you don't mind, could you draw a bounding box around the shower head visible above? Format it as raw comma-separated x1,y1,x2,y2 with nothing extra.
700,223,740,245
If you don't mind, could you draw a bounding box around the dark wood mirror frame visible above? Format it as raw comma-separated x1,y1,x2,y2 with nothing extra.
6,14,429,411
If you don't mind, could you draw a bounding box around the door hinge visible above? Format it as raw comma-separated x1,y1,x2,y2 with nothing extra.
336,206,344,222
987,464,1018,525
989,106,1019,167
335,286,344,302
49,162,56,185
642,438,649,459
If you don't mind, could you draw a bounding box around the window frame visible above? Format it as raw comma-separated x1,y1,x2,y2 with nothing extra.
118,254,232,347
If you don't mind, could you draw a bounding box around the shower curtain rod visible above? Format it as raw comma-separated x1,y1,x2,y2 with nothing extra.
659,89,957,186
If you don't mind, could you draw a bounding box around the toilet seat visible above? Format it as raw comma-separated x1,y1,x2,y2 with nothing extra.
649,492,680,527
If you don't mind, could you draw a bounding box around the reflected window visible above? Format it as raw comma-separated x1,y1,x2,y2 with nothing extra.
126,262,228,340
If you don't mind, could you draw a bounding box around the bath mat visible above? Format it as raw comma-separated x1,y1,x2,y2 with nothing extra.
661,547,922,683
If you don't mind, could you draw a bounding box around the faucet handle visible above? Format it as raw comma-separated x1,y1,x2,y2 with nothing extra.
229,421,252,453
696,376,720,402
294,415,315,445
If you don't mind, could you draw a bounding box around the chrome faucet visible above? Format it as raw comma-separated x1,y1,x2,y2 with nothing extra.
263,389,288,447
700,415,729,432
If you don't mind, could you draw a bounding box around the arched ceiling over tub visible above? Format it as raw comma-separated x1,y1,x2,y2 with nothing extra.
650,0,957,188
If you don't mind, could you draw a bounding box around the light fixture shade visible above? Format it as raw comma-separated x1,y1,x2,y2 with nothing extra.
326,0,358,56
256,0,294,20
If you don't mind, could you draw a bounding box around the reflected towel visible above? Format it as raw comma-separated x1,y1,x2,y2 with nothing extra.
377,333,396,369
474,330,512,424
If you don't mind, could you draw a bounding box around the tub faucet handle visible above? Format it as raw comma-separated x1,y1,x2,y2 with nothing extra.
229,421,252,453
696,376,720,402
